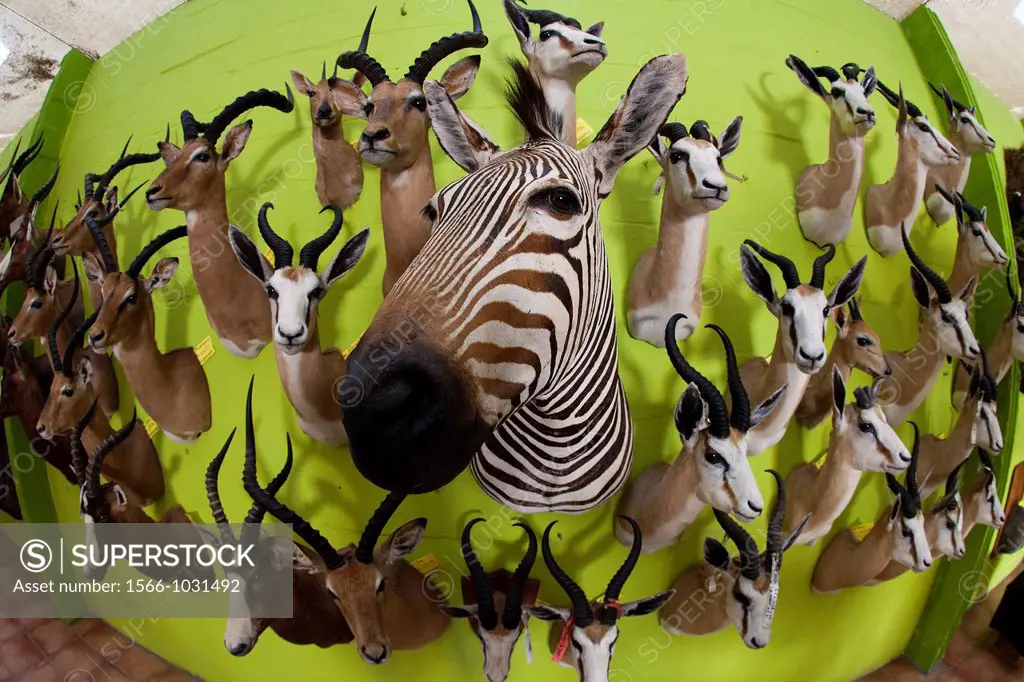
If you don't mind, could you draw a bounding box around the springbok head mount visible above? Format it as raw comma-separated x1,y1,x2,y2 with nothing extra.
885,423,932,573
933,185,1008,269
704,470,809,649
443,519,538,682
975,449,1006,528
6,205,61,346
667,317,785,520
833,368,910,473
147,86,294,212
340,53,689,494
524,518,674,682
84,226,187,354
502,0,606,85
242,380,422,666
786,56,877,135
229,203,369,353
740,241,866,374
876,80,961,167
967,347,1004,453
290,61,367,128
649,118,742,209
928,82,996,154
206,408,299,656
53,137,162,257
1007,268,1024,362
833,299,891,378
902,224,980,361
930,460,966,559
3,162,58,269
335,1,487,170
0,135,44,223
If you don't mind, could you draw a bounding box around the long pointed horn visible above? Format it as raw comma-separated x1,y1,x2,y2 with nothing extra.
711,509,760,580
240,377,344,568
743,239,801,289
126,226,187,279
12,135,43,175
50,261,81,376
660,122,689,144
206,429,240,547
902,223,952,303
540,522,592,627
62,308,97,380
23,164,59,220
181,110,201,142
519,7,580,28
979,345,997,402
202,86,295,145
502,522,537,630
91,149,162,203
600,516,642,625
43,254,62,368
405,0,488,84
903,422,922,516
84,213,119,273
461,518,498,630
299,205,343,270
810,65,841,82
241,422,294,549
85,410,136,501
847,298,863,322
810,244,835,289
665,315,729,438
335,8,389,86
764,470,786,573
321,61,327,81
70,401,97,485
355,491,407,564
706,324,749,432
257,203,293,269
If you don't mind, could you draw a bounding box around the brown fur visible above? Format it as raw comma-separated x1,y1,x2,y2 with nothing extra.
811,509,897,592
925,127,970,206
953,315,1014,407
797,115,866,212
56,195,121,308
878,311,950,425
916,397,980,495
865,131,921,240
659,562,729,636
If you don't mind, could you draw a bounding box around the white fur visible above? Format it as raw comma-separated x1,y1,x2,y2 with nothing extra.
162,430,199,445
220,338,266,359
890,511,932,572
746,363,811,456
929,497,965,559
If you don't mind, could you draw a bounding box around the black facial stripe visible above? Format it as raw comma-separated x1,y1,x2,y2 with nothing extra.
965,118,984,142
952,321,966,356
787,314,798,353
925,126,946,153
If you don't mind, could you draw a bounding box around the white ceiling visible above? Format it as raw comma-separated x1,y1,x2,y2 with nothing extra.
0,0,1021,149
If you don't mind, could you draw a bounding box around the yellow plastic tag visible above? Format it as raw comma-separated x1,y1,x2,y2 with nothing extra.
812,449,828,469
193,336,215,366
575,117,594,147
851,523,874,541
411,554,442,574
144,418,159,439
352,140,360,152
342,335,363,360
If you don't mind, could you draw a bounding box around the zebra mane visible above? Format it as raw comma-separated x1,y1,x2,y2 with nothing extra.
505,59,563,143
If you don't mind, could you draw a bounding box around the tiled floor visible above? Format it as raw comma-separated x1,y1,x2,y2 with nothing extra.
0,618,197,682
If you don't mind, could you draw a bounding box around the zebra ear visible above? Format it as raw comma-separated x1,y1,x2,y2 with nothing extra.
425,81,503,173
583,54,689,197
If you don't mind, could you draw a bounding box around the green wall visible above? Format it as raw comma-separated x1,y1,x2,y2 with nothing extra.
18,0,1022,680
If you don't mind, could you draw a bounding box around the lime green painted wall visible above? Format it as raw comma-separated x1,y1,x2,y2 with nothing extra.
33,0,1020,680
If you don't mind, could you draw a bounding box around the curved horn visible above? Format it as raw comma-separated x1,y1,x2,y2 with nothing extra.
706,324,749,432
12,135,43,175
600,516,642,625
977,448,995,475
70,401,97,485
810,65,841,82
126,225,187,280
355,491,407,564
902,223,952,303
764,469,786,573
206,429,240,547
299,205,343,270
240,377,344,568
50,261,81,376
742,239,801,289
181,110,201,142
91,146,162,202
711,509,760,580
335,8,390,87
847,298,863,322
85,410,136,501
904,422,922,515
810,244,835,289
841,63,863,80
84,212,119,273
929,81,969,112
62,308,97,379
665,315,729,438
502,521,537,630
461,518,498,630
405,0,488,84
979,345,997,402
660,122,689,144
540,521,592,627
42,254,62,368
203,86,295,146
1006,267,1020,308
519,8,580,28
257,203,293,269
25,164,59,219
241,422,294,549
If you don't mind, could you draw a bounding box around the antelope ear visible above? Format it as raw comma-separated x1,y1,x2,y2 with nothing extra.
648,135,667,167
228,226,272,285
861,66,877,97
833,305,850,337
425,81,503,173
620,590,675,617
704,538,731,572
980,206,988,222
586,21,605,37
157,141,180,167
897,87,909,137
290,70,315,96
83,253,105,285
582,54,689,197
111,484,128,509
941,86,957,122
783,515,812,551
674,383,707,445
77,355,94,386
219,121,253,170
523,604,571,622
786,55,828,100
442,604,478,619
331,79,368,119
438,55,481,101
740,245,776,306
503,0,531,47
827,257,867,307
143,257,178,292
288,545,319,573
910,268,932,308
750,384,786,430
957,276,978,302
42,263,57,295
322,229,369,290
104,187,118,216
0,249,11,279
378,517,427,564
718,116,742,158
831,367,846,425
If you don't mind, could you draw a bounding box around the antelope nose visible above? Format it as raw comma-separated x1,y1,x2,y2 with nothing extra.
36,423,47,438
145,185,162,200
967,345,981,358
747,501,763,515
360,645,388,664
361,128,390,143
922,559,932,569
227,643,251,656
277,326,302,342
583,36,603,45
856,107,873,116
799,348,825,363
750,637,766,649
90,331,105,344
884,363,893,377
702,179,727,192
316,103,332,119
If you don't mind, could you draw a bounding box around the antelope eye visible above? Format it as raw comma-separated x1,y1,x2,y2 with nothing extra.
61,386,73,397
856,336,872,347
193,151,211,163
916,122,930,133
29,300,42,309
972,228,982,237
126,292,138,305
669,150,689,165
901,525,913,538
267,286,279,301
961,116,971,124
409,96,426,111
376,580,385,594
363,102,375,116
940,311,954,324
822,305,830,318
858,421,875,435
307,90,315,98
539,30,554,40
831,87,843,98
704,450,725,466
946,520,956,531
535,188,582,216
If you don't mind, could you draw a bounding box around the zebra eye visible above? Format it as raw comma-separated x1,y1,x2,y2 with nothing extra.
535,188,582,216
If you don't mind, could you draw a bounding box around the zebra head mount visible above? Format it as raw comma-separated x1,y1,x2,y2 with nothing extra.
290,63,367,128
929,82,996,154
335,1,487,171
443,519,539,682
503,0,606,85
341,53,689,504
786,56,877,135
876,80,961,168
740,241,866,374
704,471,808,649
834,369,911,474
668,318,785,519
929,461,966,559
524,518,674,682
902,224,980,361
649,118,742,209
229,203,369,353
933,185,1008,270
146,86,294,213
885,423,932,572
54,137,161,257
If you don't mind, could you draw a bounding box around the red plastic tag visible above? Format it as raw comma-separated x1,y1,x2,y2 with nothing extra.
551,616,574,663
